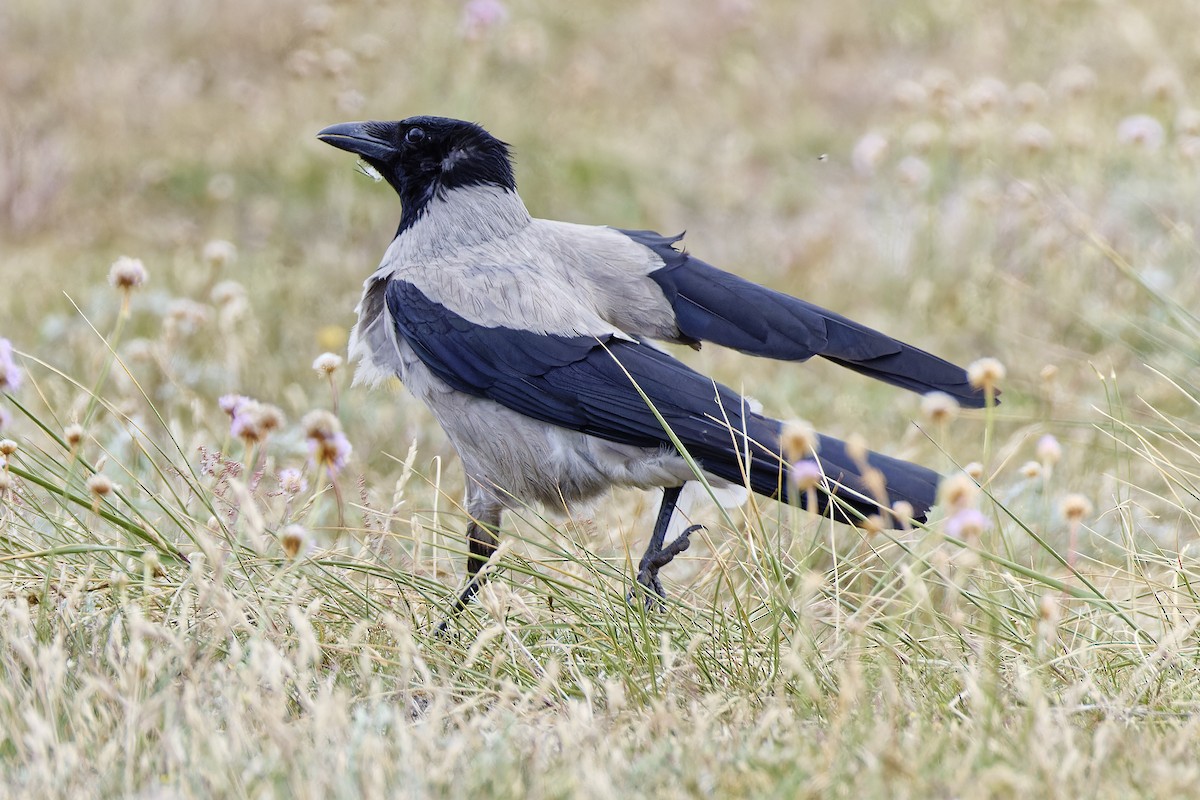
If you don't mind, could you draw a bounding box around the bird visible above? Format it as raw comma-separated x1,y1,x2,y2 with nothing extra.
317,115,992,618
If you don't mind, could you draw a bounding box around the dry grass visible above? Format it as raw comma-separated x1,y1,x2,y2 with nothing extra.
3,0,1200,797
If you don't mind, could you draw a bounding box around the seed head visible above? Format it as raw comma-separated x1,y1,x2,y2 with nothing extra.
1013,82,1048,112
309,432,353,475
108,256,148,292
0,338,24,393
945,507,991,540
280,524,310,559
781,420,819,460
64,423,84,449
920,391,960,424
964,461,984,481
202,239,238,269
1020,461,1043,479
86,473,114,498
967,357,1006,393
164,299,210,336
1014,122,1055,155
0,439,17,457
939,472,978,510
789,459,823,491
904,121,942,154
859,515,885,537
302,409,341,441
1060,493,1093,521
851,132,889,176
229,399,284,444
1117,115,1165,150
1036,434,1062,466
278,468,308,496
312,352,343,377
891,500,915,524
1038,593,1061,624
963,76,1008,115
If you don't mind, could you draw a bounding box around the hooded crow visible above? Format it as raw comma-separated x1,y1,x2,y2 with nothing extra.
318,116,992,615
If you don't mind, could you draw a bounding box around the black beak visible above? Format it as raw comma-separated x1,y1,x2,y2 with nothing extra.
317,121,397,162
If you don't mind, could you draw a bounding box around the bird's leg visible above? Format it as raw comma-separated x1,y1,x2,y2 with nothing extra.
436,500,502,634
628,485,704,610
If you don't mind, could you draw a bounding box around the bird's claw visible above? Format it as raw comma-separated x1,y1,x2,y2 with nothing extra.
626,524,704,612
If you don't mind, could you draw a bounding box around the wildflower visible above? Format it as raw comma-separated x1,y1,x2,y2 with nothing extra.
278,468,308,496
790,459,822,491
0,338,22,393
108,256,148,292
1020,461,1042,479
967,357,1005,394
939,472,978,511
280,524,310,559
1039,364,1058,383
1141,67,1182,102
302,410,353,475
1051,64,1096,98
323,48,354,77
64,423,84,449
229,399,284,444
0,439,16,458
1036,434,1062,466
202,239,238,269
963,77,1008,115
1117,115,1165,150
851,132,889,176
891,500,915,525
312,352,343,377
920,391,960,424
781,419,819,460
460,0,508,39
945,507,991,540
964,462,984,481
86,473,114,499
164,299,210,337
1013,82,1048,112
1014,122,1054,155
896,155,931,189
1060,493,1093,521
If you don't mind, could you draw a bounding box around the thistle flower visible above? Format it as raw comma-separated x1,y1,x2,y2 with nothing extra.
1036,434,1062,466
967,357,1006,394
0,338,22,393
1060,493,1093,521
278,468,308,496
64,423,84,450
312,352,343,377
108,256,148,292
280,524,310,559
229,399,284,444
302,410,353,476
920,391,960,424
789,459,822,491
851,132,889,176
1117,115,1165,150
781,419,819,461
945,507,991,540
202,239,238,269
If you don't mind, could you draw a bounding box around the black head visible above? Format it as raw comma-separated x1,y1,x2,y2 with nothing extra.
317,115,515,232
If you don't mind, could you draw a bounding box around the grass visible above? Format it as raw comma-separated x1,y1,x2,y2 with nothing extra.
3,0,1200,796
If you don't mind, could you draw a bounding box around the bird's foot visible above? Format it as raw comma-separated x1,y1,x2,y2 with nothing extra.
626,525,703,611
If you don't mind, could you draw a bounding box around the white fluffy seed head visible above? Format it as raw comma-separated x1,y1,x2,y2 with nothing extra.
202,239,238,269
921,391,960,424
1061,493,1093,521
312,352,344,377
781,420,820,460
967,357,1006,392
108,256,148,291
86,473,114,497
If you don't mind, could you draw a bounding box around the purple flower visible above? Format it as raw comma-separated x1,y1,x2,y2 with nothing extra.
945,507,991,539
308,431,352,476
790,459,823,490
278,468,308,496
460,0,507,39
218,394,249,417
0,339,23,393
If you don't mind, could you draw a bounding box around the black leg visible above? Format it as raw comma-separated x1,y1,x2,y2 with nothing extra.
628,485,704,610
436,499,501,635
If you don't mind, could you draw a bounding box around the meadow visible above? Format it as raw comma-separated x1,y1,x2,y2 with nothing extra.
2,0,1200,796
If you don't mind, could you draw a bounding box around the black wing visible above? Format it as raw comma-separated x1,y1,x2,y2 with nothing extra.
620,229,989,409
385,280,940,520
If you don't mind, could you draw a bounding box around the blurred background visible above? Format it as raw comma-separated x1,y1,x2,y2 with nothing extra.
2,0,1199,538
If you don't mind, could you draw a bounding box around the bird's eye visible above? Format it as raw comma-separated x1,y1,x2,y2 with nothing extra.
405,127,426,144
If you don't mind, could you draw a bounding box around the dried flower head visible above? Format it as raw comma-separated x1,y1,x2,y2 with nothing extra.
781,420,819,460
1117,115,1165,150
1036,434,1062,466
202,239,238,269
939,472,978,510
1014,122,1055,155
963,77,1008,115
790,459,823,491
0,339,22,393
313,352,343,377
164,299,210,337
278,468,308,496
1060,493,1093,521
967,357,1006,393
211,280,246,308
891,500,915,525
945,507,991,540
964,462,984,481
859,515,885,536
904,121,942,154
921,391,960,424
852,132,889,176
302,409,341,441
64,423,84,449
86,473,114,498
108,256,148,292
1176,108,1200,137
229,399,284,444
302,410,353,475
280,524,310,559
1020,461,1043,479
0,438,17,457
